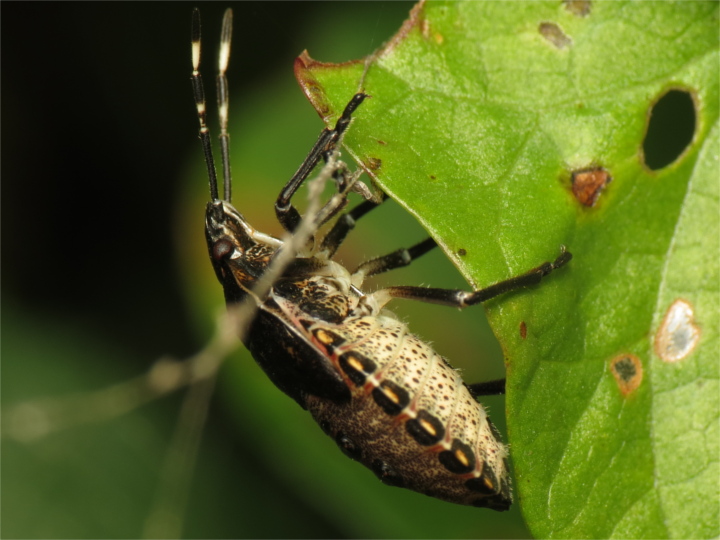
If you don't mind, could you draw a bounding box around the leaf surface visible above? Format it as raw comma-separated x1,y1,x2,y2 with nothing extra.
297,1,719,537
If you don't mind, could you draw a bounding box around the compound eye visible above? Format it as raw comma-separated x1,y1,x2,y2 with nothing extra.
212,238,234,261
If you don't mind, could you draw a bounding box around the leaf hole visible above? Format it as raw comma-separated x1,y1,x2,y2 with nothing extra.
642,88,696,171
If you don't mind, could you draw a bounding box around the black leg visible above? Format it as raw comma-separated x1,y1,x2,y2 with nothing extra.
275,93,368,232
312,164,367,230
318,198,385,257
376,248,572,307
352,238,438,279
468,379,506,396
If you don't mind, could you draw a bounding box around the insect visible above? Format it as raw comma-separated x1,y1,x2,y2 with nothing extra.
191,8,571,511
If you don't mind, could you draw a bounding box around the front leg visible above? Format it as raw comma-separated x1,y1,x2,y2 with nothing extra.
275,93,368,232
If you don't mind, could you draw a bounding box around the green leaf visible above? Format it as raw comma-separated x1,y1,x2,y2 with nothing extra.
297,1,719,538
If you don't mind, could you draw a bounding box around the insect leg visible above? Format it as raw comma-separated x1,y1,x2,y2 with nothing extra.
275,93,368,232
371,247,572,308
468,379,506,396
350,237,438,287
316,196,385,257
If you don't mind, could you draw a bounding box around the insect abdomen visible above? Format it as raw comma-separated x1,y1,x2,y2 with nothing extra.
303,315,512,510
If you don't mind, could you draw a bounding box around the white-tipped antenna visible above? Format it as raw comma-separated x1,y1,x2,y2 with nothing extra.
191,8,220,201
217,8,233,202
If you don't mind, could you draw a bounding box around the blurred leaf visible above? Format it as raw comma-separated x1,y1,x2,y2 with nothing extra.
2,302,347,539
2,305,165,538
298,1,719,538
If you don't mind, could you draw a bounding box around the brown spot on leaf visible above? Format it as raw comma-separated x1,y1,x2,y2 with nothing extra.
610,354,643,396
563,0,592,17
654,299,700,363
457,248,467,257
539,22,572,49
571,167,611,207
366,157,382,171
520,321,527,340
420,18,431,40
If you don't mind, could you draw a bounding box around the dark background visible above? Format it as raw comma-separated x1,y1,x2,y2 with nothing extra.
3,3,527,538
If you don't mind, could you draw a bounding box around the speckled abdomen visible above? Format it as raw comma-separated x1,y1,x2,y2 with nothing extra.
304,315,512,510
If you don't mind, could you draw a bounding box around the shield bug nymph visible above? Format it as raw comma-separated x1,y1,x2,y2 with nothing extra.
191,8,571,511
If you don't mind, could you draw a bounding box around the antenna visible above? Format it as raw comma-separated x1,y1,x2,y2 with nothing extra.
217,9,233,202
191,8,234,202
